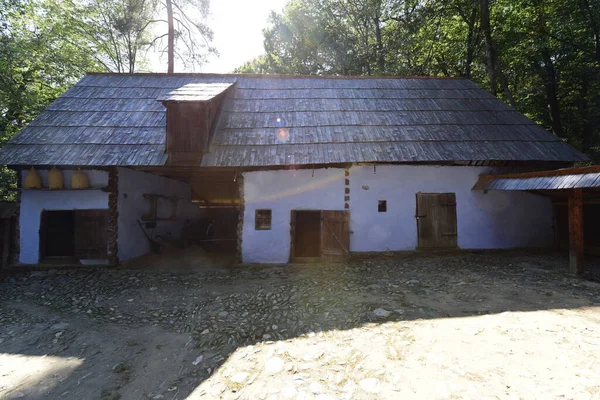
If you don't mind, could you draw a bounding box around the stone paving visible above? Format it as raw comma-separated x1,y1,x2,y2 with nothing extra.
0,251,599,399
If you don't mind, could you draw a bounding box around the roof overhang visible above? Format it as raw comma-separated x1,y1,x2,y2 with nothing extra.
472,165,600,193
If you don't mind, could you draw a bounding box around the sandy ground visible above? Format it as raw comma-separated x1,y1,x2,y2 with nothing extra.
0,251,599,400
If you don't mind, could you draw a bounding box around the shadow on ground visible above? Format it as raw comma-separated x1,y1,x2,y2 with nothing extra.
1,250,599,399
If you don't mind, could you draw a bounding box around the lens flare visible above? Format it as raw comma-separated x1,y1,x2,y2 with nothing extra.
246,171,343,204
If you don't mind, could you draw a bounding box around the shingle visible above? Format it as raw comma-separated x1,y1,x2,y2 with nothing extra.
0,73,588,167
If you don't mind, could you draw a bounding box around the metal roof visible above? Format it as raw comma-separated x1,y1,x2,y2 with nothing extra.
472,165,600,191
0,73,588,167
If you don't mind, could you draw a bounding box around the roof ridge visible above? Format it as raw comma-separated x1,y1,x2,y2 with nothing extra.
85,72,468,80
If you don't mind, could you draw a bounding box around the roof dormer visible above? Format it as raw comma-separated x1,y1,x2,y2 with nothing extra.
157,82,234,166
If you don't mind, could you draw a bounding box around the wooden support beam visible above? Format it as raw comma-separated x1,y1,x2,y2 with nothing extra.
568,188,584,275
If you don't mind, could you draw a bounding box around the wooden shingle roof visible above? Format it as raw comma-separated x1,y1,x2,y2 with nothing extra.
0,73,587,167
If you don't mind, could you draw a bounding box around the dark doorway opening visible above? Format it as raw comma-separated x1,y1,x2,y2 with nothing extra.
554,204,600,254
40,210,75,259
186,207,240,253
292,211,322,259
40,209,108,262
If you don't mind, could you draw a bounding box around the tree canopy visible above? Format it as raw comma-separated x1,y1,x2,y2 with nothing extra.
0,0,215,200
236,0,600,162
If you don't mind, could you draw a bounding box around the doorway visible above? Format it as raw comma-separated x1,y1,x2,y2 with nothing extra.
40,209,108,261
40,210,75,258
290,210,350,262
292,211,321,259
416,193,458,248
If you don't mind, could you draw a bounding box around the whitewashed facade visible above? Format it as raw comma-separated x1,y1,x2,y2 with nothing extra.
241,165,553,264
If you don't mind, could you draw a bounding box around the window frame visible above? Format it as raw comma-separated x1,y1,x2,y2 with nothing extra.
255,209,272,230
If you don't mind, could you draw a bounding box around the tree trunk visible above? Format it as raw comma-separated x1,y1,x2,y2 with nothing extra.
580,70,591,149
374,15,385,73
532,1,563,137
464,8,478,79
479,0,516,106
479,0,497,94
581,0,600,64
166,0,174,73
540,49,563,137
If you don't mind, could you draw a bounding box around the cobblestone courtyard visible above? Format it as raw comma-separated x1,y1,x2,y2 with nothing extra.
1,252,599,399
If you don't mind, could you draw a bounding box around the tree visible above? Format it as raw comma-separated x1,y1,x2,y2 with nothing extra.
239,0,600,162
157,0,216,72
82,0,158,73
0,0,106,200
71,0,215,73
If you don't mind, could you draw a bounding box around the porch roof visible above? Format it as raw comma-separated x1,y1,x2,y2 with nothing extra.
472,165,600,192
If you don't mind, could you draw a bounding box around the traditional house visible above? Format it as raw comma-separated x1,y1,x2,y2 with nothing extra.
0,73,588,266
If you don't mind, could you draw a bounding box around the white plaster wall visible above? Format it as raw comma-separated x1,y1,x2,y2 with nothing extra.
349,165,553,251
241,168,346,263
240,165,553,263
19,169,109,264
117,167,203,261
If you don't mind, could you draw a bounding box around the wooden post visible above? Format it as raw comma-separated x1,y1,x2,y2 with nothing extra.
568,188,584,275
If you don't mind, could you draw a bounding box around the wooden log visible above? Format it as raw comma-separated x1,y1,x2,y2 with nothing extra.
568,188,584,274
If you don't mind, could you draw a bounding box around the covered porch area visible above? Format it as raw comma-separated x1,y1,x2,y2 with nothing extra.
135,166,242,257
473,165,600,275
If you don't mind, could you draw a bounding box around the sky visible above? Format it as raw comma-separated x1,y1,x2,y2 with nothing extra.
151,0,288,73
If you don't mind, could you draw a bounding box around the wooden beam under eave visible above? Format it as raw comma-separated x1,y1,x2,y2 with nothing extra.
568,188,584,275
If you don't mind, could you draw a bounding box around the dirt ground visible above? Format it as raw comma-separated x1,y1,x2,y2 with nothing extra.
0,251,599,400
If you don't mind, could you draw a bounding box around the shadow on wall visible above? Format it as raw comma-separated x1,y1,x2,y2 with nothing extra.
0,251,599,398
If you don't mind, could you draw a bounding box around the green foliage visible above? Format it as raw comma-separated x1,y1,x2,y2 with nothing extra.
0,0,106,200
77,0,158,73
239,0,600,162
0,0,215,201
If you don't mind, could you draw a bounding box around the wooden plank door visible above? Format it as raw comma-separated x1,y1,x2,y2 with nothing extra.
416,193,457,248
321,210,350,261
74,210,108,259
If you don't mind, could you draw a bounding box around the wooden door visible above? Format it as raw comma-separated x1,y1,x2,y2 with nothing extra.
416,193,457,248
74,210,108,259
321,210,350,261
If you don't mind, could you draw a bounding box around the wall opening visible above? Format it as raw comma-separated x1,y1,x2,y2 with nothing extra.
291,211,322,259
39,209,108,262
40,210,75,259
554,203,600,254
378,200,387,212
183,207,239,253
255,209,272,230
290,210,350,262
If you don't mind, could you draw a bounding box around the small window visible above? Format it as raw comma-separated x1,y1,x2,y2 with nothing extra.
255,209,272,230
378,200,387,212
